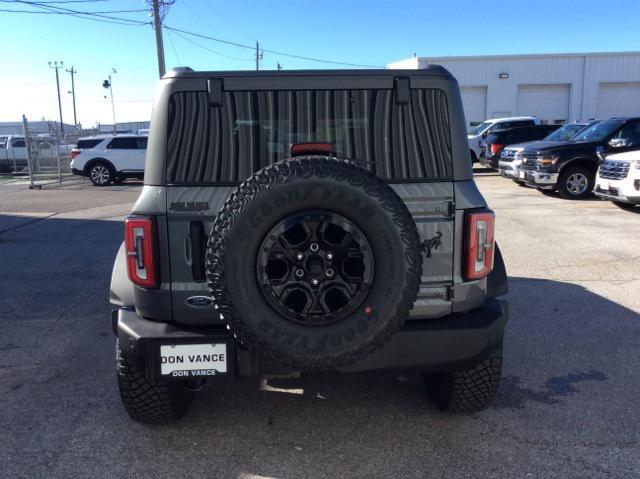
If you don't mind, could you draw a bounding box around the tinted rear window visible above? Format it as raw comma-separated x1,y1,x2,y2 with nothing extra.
107,137,146,149
166,89,452,184
77,139,103,149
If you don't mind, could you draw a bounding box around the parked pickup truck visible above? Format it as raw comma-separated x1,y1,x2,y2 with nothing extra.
520,117,640,199
498,121,599,182
0,135,27,173
480,125,560,169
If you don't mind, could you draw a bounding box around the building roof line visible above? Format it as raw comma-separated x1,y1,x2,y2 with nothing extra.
409,51,640,62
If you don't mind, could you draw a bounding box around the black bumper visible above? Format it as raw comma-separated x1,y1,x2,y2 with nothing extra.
71,168,84,176
114,299,508,379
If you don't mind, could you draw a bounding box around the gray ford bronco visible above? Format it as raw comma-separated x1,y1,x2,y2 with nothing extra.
110,67,509,423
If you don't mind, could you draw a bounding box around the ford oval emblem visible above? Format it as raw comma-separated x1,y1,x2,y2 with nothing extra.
185,296,214,308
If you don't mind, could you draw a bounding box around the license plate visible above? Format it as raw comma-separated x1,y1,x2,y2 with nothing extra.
159,343,228,378
519,171,525,179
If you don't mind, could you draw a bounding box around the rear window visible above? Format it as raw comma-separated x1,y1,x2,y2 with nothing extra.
77,139,103,149
166,89,452,184
107,137,147,150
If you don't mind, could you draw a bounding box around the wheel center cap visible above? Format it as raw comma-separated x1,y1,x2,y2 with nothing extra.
306,256,324,275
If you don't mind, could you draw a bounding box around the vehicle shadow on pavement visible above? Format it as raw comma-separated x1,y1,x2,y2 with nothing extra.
2,213,640,478
538,189,603,201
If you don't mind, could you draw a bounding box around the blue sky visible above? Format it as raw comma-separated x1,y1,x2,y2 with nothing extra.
1,0,639,126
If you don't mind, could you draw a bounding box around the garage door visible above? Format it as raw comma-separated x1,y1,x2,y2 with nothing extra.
596,82,640,118
460,86,487,126
516,84,570,123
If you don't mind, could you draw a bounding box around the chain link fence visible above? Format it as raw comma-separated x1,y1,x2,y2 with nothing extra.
17,116,83,188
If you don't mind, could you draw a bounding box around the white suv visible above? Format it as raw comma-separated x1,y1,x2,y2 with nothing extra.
468,116,538,163
70,135,147,186
594,150,640,207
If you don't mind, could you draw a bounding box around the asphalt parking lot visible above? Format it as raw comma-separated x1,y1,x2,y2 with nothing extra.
1,171,639,478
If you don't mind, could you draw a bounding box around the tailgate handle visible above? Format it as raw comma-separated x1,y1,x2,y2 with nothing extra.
189,221,207,282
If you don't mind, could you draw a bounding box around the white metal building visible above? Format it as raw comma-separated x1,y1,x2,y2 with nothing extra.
388,52,640,127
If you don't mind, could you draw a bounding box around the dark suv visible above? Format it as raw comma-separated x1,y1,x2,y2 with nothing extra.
520,117,640,199
110,68,509,423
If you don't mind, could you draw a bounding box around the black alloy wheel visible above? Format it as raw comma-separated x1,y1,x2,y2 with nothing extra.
257,210,374,326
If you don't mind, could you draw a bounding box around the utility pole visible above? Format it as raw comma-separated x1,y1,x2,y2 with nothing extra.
102,69,117,135
48,61,65,134
151,0,166,78
66,66,78,128
256,41,262,71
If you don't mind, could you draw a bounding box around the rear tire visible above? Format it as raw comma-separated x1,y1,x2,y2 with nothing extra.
557,166,594,200
116,341,194,423
424,345,503,413
470,150,478,164
88,161,114,186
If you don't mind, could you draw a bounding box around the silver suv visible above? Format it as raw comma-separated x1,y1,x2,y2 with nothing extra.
110,68,509,423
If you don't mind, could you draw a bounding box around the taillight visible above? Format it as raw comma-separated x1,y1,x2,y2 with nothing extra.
125,216,159,288
71,149,80,160
490,144,504,155
464,209,495,281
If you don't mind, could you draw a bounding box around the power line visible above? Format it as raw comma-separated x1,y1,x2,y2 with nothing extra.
10,0,111,3
164,25,383,68
166,29,181,66
10,0,150,25
201,1,254,41
165,25,254,52
168,28,254,62
0,7,150,14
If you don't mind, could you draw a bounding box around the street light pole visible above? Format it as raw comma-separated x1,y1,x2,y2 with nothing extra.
48,61,65,134
66,66,78,128
103,69,117,135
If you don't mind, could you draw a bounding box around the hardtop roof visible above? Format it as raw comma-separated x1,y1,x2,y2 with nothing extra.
162,66,453,79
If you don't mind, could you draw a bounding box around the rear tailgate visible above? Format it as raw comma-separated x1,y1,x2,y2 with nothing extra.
392,183,454,319
166,186,232,325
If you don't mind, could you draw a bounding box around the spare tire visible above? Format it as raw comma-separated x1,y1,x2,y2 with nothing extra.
206,156,422,370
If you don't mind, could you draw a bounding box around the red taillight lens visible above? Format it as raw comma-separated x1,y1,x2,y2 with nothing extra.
125,216,159,288
490,144,504,155
71,149,80,160
290,142,333,156
464,209,495,281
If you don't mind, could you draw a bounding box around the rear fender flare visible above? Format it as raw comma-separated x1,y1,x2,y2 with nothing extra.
110,242,135,307
487,242,508,298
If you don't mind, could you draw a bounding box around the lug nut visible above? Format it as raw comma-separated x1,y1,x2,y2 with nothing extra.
326,268,334,277
326,252,333,260
295,269,304,278
296,252,304,260
311,278,319,286
310,243,319,252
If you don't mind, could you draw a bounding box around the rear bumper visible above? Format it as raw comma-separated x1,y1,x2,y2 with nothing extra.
71,167,84,176
114,298,508,379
